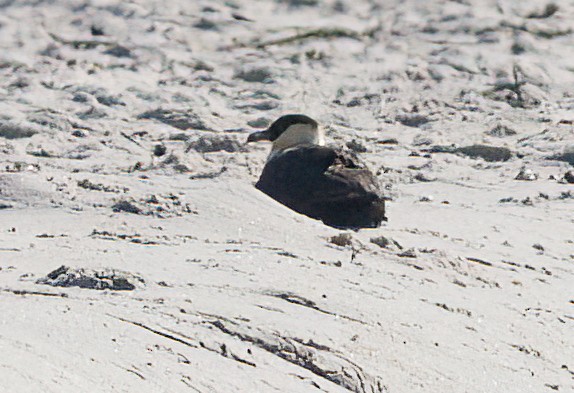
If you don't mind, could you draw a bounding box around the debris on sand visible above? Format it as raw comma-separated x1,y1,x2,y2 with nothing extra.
370,236,403,251
482,66,542,108
234,66,273,83
37,265,144,290
0,122,38,139
526,3,559,19
77,179,128,193
429,145,512,162
111,195,196,217
487,124,517,137
153,144,167,156
396,113,430,127
329,233,353,247
186,135,245,153
346,139,368,153
397,248,418,258
189,166,228,180
455,145,512,162
548,145,574,165
515,167,538,181
112,199,142,214
138,109,212,131
246,27,368,49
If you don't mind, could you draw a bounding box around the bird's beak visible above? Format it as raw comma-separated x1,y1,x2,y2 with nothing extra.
247,129,272,143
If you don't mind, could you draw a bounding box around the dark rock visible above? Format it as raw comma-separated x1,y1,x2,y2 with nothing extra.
37,265,144,291
112,200,142,214
456,145,512,162
72,130,87,137
396,113,430,127
91,25,105,36
0,122,38,139
153,144,167,156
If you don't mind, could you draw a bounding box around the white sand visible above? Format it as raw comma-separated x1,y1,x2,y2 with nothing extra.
0,0,573,392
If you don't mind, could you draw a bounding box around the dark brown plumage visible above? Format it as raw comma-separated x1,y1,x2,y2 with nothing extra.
247,114,387,229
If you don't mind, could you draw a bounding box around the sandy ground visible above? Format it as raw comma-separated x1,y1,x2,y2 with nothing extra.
1,0,573,392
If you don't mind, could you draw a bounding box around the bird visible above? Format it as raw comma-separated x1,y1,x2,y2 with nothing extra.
247,114,387,229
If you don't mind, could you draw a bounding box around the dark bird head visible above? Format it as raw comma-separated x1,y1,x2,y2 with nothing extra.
247,114,323,152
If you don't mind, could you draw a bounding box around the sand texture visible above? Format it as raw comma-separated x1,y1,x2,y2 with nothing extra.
0,0,573,392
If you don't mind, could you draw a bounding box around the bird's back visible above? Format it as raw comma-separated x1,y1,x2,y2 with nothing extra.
256,145,386,229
